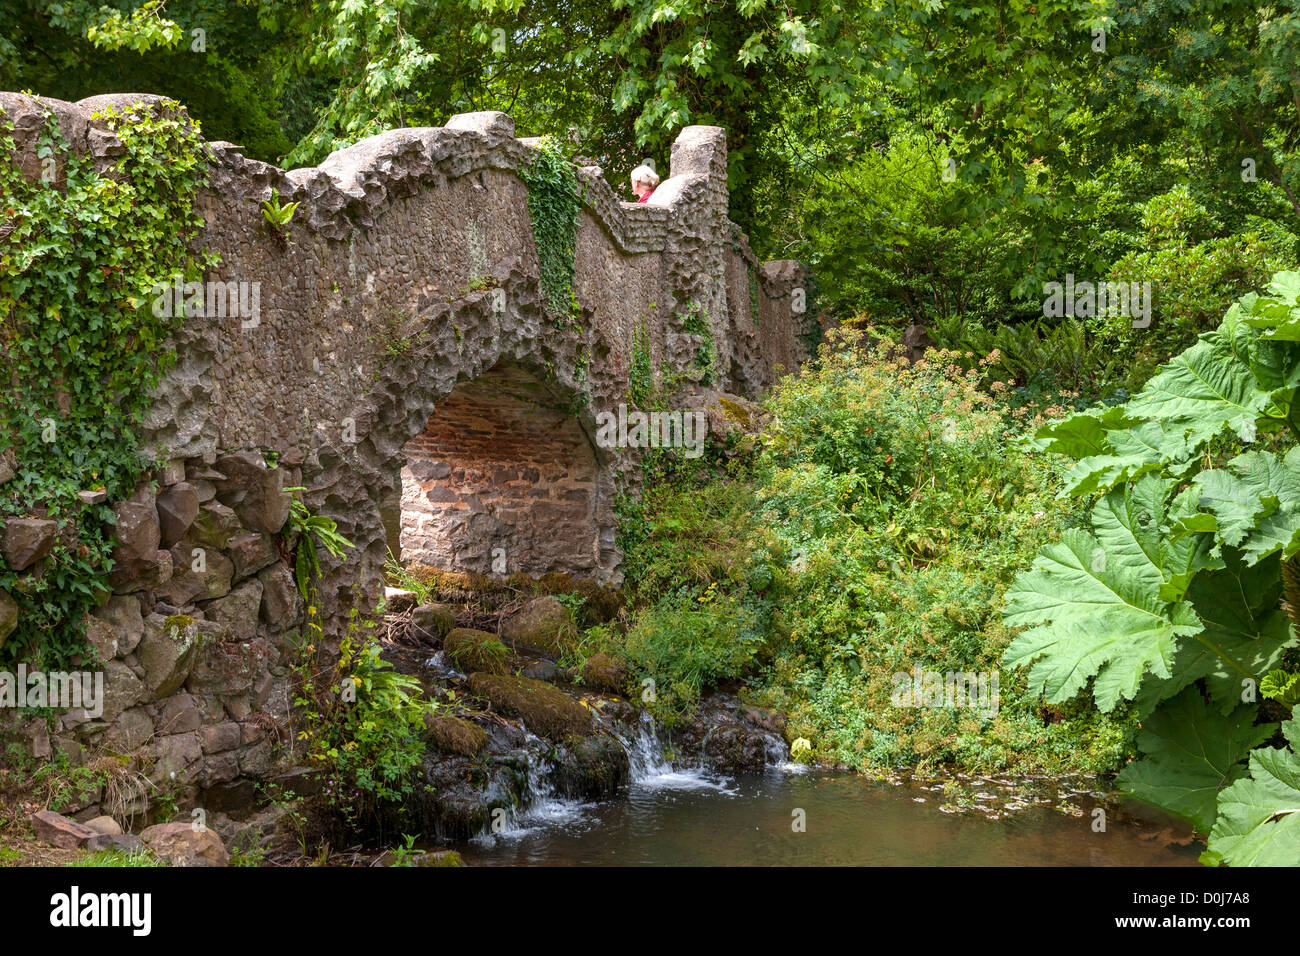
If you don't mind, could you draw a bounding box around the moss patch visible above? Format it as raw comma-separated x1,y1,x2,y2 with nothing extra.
500,597,577,658
423,715,489,756
443,628,509,675
468,673,592,739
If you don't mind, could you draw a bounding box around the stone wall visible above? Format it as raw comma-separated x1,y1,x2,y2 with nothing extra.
0,91,816,812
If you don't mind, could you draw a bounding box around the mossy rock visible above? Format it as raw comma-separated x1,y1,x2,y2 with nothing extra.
468,673,592,739
552,735,630,801
499,597,577,658
422,715,488,756
411,603,455,641
581,652,629,694
443,628,509,674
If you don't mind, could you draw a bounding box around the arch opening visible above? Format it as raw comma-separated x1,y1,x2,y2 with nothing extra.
388,361,602,581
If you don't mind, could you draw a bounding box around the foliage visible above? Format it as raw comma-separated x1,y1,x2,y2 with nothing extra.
1101,186,1288,353
519,136,580,319
284,487,354,599
292,600,431,829
261,187,299,244
0,98,211,668
749,328,1132,772
1002,273,1300,862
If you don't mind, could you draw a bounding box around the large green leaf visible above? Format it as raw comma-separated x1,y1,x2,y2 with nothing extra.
1125,333,1271,449
1117,687,1276,832
1137,551,1292,715
1004,493,1203,711
1194,448,1300,562
1208,707,1300,865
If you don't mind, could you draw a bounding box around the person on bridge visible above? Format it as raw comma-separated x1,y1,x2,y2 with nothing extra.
630,164,659,202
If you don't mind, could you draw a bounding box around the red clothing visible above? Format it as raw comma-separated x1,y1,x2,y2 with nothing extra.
636,189,653,203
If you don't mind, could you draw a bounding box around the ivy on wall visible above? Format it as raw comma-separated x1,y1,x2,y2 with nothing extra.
519,136,580,321
0,99,212,667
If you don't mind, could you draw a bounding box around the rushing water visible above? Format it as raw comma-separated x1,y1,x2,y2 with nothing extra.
455,717,1201,867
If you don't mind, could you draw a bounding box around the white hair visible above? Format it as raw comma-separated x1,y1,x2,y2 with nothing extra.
630,164,660,187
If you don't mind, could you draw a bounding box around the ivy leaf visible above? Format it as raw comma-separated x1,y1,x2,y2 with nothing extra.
1117,687,1276,833
1207,707,1300,865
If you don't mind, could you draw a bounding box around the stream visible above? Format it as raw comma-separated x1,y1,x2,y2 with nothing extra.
453,717,1201,867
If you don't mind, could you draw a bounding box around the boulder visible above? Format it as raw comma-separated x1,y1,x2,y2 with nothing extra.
189,501,242,549
468,673,592,739
2,517,57,570
31,810,111,851
213,451,291,534
581,652,629,694
136,613,205,698
107,501,168,590
442,628,509,674
156,481,200,547
91,594,144,657
140,821,230,867
422,714,488,756
257,562,300,629
201,579,263,640
227,532,276,581
83,815,123,836
157,542,233,605
499,596,577,658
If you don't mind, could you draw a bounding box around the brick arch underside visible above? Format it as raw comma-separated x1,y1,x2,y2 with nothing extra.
388,361,602,578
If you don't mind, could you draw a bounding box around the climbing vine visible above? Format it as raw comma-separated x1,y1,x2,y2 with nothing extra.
519,135,580,322
0,98,213,667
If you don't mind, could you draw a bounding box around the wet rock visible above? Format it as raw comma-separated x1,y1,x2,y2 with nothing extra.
156,481,200,547
2,517,57,570
137,613,204,698
521,659,557,682
581,652,629,694
228,532,276,581
701,724,768,774
411,603,454,642
500,596,577,658
468,673,592,739
423,714,488,756
552,735,630,800
443,628,509,674
213,451,291,534
141,821,230,867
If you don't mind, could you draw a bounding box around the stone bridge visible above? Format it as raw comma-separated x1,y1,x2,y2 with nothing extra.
1,92,812,807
